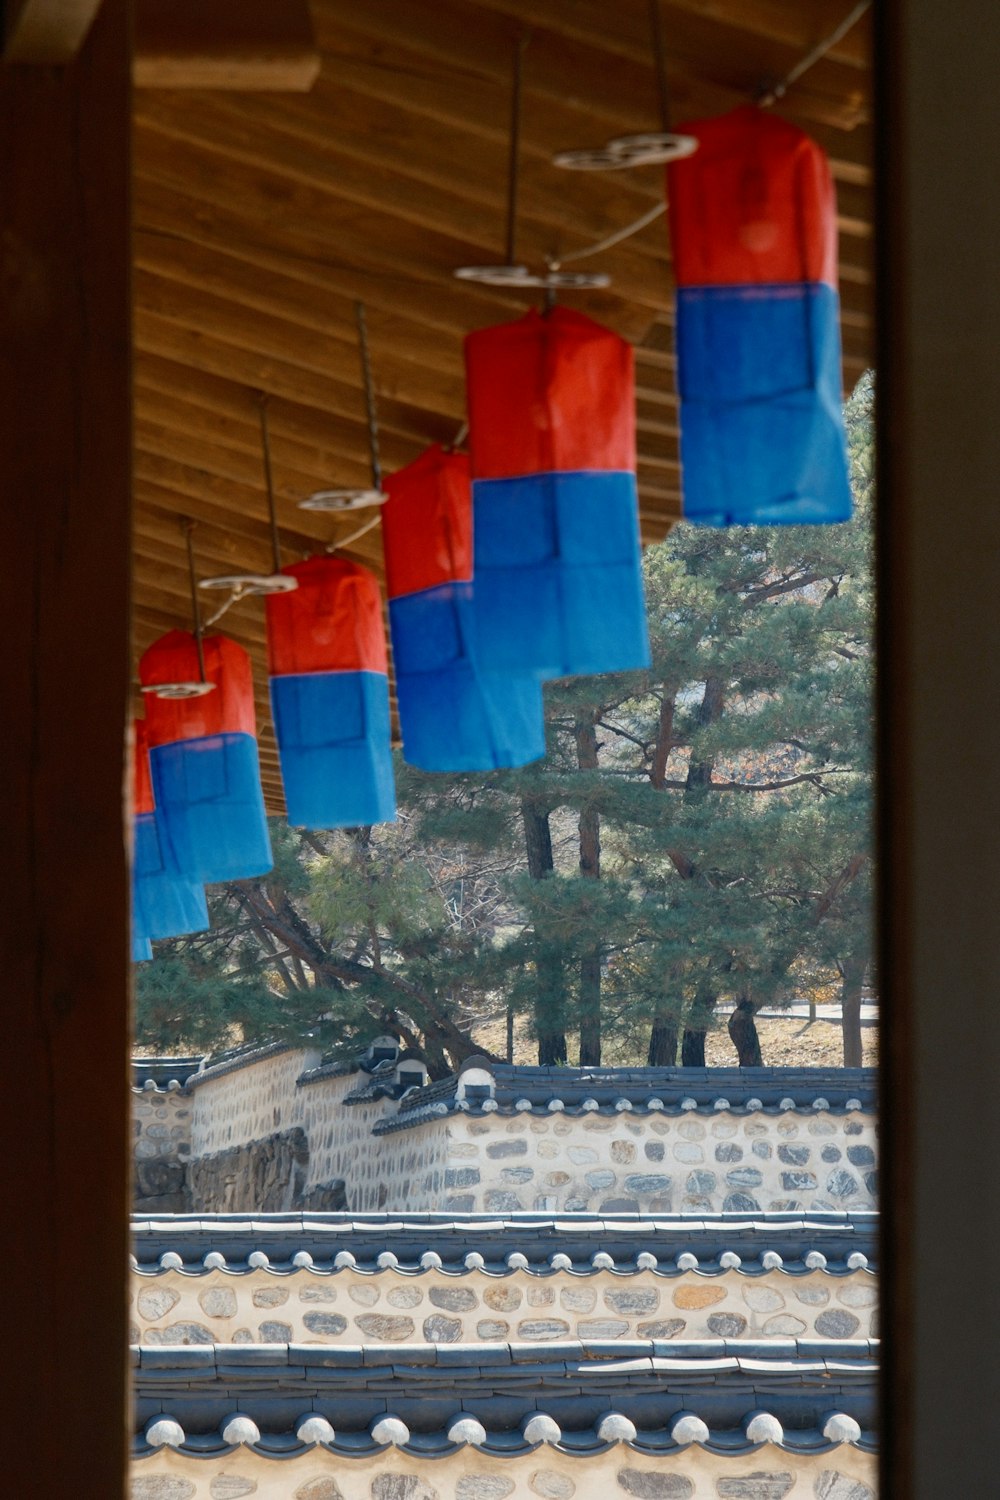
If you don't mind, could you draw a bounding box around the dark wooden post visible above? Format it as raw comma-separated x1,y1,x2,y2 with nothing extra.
0,2,131,1495
878,0,1000,1493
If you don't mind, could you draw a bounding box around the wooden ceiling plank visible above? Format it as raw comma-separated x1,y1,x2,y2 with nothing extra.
132,106,678,316
313,0,872,172
134,0,320,91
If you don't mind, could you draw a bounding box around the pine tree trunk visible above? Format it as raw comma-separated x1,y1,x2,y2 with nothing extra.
681,1027,707,1066
575,716,602,1066
681,982,716,1066
840,955,866,1067
521,797,568,1067
647,1007,678,1065
727,998,763,1066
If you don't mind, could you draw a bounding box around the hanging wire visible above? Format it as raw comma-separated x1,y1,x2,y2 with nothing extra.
257,392,283,576
505,32,530,265
355,301,382,493
554,200,666,268
648,0,673,133
325,511,383,556
757,0,872,107
182,518,207,683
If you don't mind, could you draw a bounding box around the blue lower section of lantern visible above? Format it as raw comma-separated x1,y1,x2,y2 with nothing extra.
150,731,273,884
132,932,153,963
676,281,852,526
270,670,396,829
472,470,650,678
389,584,546,772
133,811,209,942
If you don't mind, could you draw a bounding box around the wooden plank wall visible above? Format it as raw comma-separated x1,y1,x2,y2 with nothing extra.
0,1,131,1495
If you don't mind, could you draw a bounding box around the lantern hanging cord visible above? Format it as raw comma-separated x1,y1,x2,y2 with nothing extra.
554,0,870,270
648,0,673,133
355,300,382,493
325,511,382,555
757,0,871,107
505,32,531,266
182,518,207,682
257,392,283,576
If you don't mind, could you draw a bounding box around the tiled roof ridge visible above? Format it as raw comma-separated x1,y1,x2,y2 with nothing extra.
130,1208,878,1274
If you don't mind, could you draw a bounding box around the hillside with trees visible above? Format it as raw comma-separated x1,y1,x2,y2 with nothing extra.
137,377,874,1072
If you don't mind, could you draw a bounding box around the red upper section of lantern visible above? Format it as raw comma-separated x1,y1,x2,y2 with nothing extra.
382,445,473,600
266,556,388,676
667,105,838,290
465,307,636,479
140,631,258,745
133,719,155,815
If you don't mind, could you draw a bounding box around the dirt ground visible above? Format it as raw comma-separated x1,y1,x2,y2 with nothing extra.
473,1012,878,1069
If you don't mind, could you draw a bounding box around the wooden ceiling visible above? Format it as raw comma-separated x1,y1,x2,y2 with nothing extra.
131,0,873,811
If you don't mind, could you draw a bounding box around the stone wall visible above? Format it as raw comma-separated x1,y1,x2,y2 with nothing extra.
133,1086,192,1212
168,1049,876,1217
129,1264,878,1347
131,1443,876,1500
436,1106,877,1216
189,1047,322,1157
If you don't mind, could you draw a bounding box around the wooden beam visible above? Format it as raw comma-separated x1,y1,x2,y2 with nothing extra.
3,0,102,61
134,0,319,91
0,3,130,1498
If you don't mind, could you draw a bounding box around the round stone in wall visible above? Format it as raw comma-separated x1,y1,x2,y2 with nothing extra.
132,1480,197,1500
674,1284,725,1310
604,1288,659,1316
209,1479,258,1499
299,1286,338,1303
815,1309,861,1338
517,1318,571,1339
577,1318,629,1338
838,1283,877,1308
144,1322,213,1345
251,1286,289,1309
762,1313,807,1335
348,1284,381,1307
456,1477,514,1500
826,1169,860,1200
136,1287,180,1321
294,1481,347,1500
795,1285,830,1306
484,1285,522,1312
423,1314,462,1342
716,1475,795,1499
258,1320,293,1342
529,1472,576,1498
743,1284,784,1313
199,1287,238,1319
429,1285,477,1312
302,1311,347,1336
637,1317,686,1337
813,1474,874,1500
707,1312,748,1336
527,1285,555,1308
616,1470,694,1497
387,1286,422,1310
560,1287,597,1312
611,1140,637,1163
477,1318,510,1338
370,1477,438,1500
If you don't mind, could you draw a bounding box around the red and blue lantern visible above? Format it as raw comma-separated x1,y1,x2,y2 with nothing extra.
140,631,273,883
131,718,209,960
464,307,650,680
383,444,545,771
667,104,852,525
266,556,396,829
